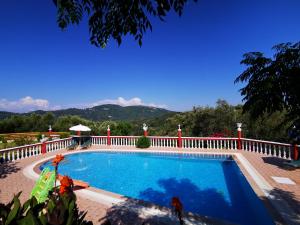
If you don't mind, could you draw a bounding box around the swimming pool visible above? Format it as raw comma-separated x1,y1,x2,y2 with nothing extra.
40,151,274,225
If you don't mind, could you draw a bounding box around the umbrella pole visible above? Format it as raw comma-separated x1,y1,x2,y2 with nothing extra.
77,131,81,147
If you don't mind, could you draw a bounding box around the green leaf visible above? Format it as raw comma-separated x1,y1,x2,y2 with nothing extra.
22,199,32,212
38,214,47,225
17,211,39,225
47,199,55,213
5,195,21,225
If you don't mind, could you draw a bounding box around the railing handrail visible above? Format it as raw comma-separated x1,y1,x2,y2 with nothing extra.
241,138,292,146
149,136,178,139
46,137,72,144
0,137,72,153
0,142,42,152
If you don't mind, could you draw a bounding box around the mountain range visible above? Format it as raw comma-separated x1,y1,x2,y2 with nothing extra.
0,104,176,121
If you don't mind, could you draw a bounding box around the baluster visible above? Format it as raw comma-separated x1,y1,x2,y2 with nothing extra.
16,149,20,160
287,146,291,160
3,152,6,161
259,142,262,154
267,144,270,156
11,150,15,161
273,145,277,157
7,151,11,161
282,146,286,159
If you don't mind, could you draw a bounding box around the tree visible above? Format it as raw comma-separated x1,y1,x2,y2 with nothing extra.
53,0,196,47
235,42,300,127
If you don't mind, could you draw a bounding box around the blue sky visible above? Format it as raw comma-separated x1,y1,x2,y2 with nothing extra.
0,0,299,112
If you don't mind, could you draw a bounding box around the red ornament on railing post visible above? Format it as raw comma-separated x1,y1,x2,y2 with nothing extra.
237,123,242,150
143,123,148,137
293,144,299,160
107,125,111,146
177,125,182,148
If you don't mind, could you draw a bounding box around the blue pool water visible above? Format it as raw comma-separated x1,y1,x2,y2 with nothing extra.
41,152,274,225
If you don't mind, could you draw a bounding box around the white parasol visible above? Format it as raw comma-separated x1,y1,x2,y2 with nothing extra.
69,124,91,146
69,124,91,132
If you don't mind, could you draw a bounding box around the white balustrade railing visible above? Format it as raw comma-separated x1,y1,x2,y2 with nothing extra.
45,138,72,153
182,137,238,150
91,136,107,145
0,143,42,162
149,136,178,148
240,138,293,159
91,136,295,160
110,136,139,146
0,138,72,162
0,136,296,162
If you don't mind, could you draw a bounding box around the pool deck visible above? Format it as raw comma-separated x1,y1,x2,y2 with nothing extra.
1,145,300,225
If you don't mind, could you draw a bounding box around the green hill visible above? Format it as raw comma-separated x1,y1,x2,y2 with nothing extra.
0,104,176,121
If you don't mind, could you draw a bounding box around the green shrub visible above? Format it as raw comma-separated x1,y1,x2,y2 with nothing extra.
0,135,6,143
136,136,151,148
36,133,43,142
59,132,70,139
14,137,33,146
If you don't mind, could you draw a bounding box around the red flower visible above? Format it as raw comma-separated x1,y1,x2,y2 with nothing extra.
52,154,65,167
59,175,73,195
171,197,183,212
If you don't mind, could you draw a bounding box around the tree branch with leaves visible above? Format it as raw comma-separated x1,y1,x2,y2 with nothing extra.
53,0,197,47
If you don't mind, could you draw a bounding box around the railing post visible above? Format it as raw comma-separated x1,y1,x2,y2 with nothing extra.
293,144,299,160
143,123,148,137
237,123,242,150
177,125,182,148
107,125,111,146
41,142,47,154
